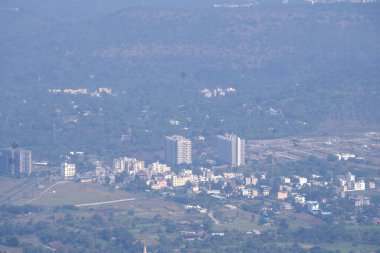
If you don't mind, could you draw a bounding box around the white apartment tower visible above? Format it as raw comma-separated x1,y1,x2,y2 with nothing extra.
165,135,192,165
217,134,245,166
61,162,76,179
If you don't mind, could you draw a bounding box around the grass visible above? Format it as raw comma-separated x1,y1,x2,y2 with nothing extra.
318,242,380,253
32,182,134,206
277,210,325,229
0,176,30,195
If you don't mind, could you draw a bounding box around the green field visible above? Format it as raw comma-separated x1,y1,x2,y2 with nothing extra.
31,182,134,206
318,242,379,253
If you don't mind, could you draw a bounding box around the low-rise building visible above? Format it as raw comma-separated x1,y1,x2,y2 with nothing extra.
260,186,270,196
281,177,291,184
277,191,288,200
296,176,308,186
172,175,195,187
294,195,306,205
368,181,376,189
149,162,171,174
352,196,370,207
354,180,366,191
242,188,258,198
245,176,258,186
151,179,168,190
306,201,319,214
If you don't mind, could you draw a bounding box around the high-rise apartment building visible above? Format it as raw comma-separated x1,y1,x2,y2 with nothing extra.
112,157,145,174
217,134,245,166
165,135,192,165
61,163,76,179
0,148,32,177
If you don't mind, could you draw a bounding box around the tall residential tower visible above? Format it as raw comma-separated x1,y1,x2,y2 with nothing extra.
165,135,192,165
217,134,245,166
0,148,32,177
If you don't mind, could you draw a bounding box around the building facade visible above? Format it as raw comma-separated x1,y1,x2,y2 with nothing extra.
113,157,145,174
0,148,32,177
61,163,76,179
165,135,192,165
217,134,245,166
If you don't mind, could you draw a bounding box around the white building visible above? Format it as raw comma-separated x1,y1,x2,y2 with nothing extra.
113,157,145,174
294,195,306,205
295,176,307,186
148,162,171,174
171,175,197,187
306,201,319,213
61,163,76,179
352,196,370,207
354,180,366,191
165,135,192,165
217,134,245,166
346,172,355,189
281,177,291,184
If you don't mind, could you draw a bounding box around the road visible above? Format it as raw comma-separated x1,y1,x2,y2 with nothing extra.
75,198,136,207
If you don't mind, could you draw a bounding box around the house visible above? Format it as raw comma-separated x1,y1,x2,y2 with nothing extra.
277,191,288,200
151,179,168,190
280,202,293,210
306,201,319,214
354,180,366,191
368,182,376,189
242,188,258,198
294,195,306,205
352,196,370,207
260,186,270,196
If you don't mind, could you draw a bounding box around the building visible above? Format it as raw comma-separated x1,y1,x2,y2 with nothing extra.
165,135,192,165
245,176,258,186
306,201,319,214
242,188,258,198
368,181,376,189
0,147,32,177
260,186,271,196
217,134,245,166
294,195,306,205
113,157,145,174
352,196,370,207
354,180,366,191
346,172,356,189
172,176,192,187
295,176,308,186
151,179,168,190
148,162,171,174
277,191,288,200
61,163,76,179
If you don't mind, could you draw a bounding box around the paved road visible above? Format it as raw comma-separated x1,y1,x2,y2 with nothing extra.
75,198,136,207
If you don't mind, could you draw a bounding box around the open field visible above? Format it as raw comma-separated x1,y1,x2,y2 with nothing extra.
277,210,325,229
0,177,29,195
30,182,135,206
247,132,380,167
318,242,379,253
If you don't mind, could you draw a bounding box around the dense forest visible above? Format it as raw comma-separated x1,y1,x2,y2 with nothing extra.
0,0,379,160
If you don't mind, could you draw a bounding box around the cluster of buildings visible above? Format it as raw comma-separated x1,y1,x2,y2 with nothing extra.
338,172,371,193
200,87,236,98
0,147,32,177
165,134,245,166
48,87,113,96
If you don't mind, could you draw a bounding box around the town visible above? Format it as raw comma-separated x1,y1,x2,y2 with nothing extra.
1,132,379,234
